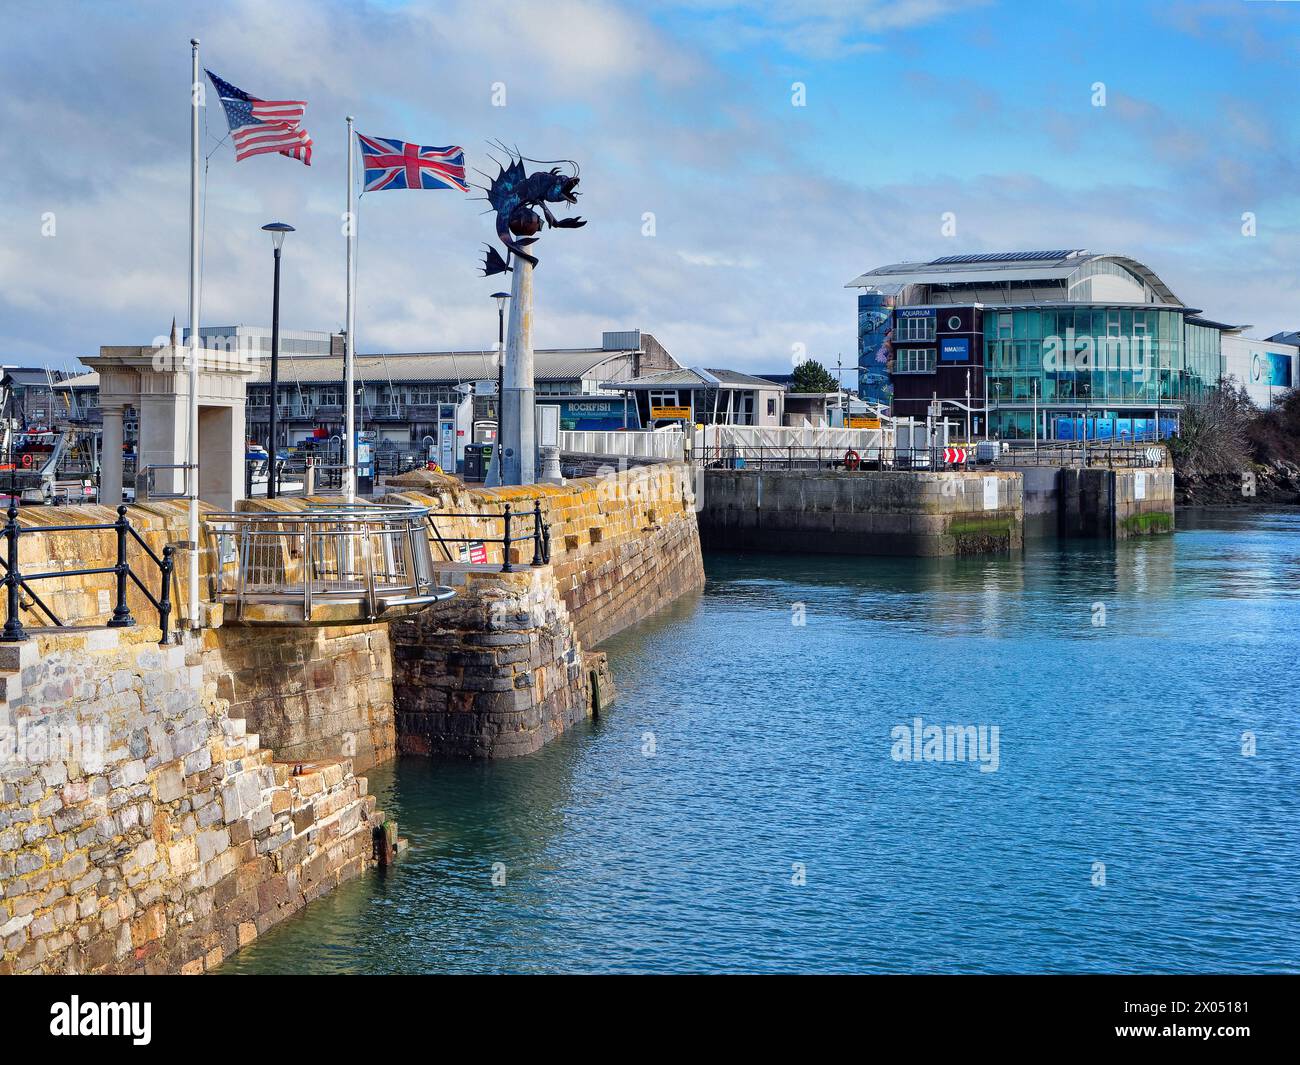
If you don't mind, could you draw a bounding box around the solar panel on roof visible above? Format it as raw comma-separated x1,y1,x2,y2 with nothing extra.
927,250,1080,266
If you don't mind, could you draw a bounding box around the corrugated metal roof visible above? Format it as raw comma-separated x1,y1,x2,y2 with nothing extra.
247,348,636,385
613,367,785,390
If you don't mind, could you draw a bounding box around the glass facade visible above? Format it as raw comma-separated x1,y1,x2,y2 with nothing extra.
981,306,1222,438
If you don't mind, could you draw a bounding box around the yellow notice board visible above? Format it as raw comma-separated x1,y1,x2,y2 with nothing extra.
848,416,881,429
651,406,692,420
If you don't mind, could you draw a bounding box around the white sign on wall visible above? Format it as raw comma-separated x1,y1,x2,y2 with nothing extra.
983,476,999,511
1135,471,1147,500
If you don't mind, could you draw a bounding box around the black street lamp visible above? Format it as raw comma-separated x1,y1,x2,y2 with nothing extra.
491,291,510,478
262,222,295,498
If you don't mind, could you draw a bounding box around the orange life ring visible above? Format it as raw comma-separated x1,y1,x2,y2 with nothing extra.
844,449,861,471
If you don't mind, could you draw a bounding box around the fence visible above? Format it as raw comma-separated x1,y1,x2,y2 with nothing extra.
205,504,451,623
559,429,684,461
424,500,550,572
694,445,961,472
1,504,175,644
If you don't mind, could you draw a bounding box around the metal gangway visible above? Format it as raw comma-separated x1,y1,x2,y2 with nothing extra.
205,503,454,625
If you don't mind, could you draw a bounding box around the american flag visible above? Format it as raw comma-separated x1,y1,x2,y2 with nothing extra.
206,69,313,166
358,134,468,192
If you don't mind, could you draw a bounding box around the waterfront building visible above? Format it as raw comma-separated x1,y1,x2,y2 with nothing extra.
846,250,1248,440
54,329,679,459
607,367,787,428
1223,332,1298,408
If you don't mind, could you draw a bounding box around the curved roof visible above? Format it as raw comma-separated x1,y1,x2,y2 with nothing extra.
845,249,1182,306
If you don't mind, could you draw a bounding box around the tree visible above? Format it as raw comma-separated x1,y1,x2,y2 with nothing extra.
1168,379,1253,481
790,359,840,393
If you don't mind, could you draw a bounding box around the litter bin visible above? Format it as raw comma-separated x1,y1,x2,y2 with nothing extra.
463,443,492,482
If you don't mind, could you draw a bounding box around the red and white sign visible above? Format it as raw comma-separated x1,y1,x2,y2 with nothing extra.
460,541,488,565
943,447,968,465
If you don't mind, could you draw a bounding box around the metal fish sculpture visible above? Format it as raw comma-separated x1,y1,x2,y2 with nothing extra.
478,145,585,275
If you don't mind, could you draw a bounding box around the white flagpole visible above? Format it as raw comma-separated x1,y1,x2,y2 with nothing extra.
187,38,201,630
344,116,356,503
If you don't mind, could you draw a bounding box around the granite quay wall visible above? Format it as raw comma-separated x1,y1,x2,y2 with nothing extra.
391,563,614,759
385,461,706,650
384,463,701,757
0,626,378,974
202,625,395,774
698,469,1024,557
1059,467,1175,539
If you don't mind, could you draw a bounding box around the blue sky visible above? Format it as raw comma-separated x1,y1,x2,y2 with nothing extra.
2,0,1299,375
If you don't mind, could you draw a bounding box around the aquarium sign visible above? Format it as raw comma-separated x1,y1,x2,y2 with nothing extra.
1252,351,1293,388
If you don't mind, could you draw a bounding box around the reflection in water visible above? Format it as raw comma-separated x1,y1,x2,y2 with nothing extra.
222,509,1300,974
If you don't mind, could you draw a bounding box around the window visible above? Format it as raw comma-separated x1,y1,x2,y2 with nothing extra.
895,348,935,373
896,315,936,342
649,389,680,407
766,397,776,416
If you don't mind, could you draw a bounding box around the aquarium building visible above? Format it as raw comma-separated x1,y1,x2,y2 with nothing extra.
846,250,1231,441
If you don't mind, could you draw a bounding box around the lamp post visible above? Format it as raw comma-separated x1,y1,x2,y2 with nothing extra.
261,222,294,499
489,291,509,486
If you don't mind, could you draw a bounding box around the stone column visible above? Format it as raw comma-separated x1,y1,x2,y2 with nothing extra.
100,403,125,504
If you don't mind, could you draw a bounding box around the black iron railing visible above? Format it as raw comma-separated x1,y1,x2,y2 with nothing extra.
1,504,175,644
425,501,551,573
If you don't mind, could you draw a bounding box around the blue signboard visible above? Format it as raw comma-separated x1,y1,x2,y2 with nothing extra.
1252,351,1293,388
897,307,935,318
940,338,969,362
539,397,638,431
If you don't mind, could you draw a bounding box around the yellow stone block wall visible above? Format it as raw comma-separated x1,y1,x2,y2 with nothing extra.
0,626,379,974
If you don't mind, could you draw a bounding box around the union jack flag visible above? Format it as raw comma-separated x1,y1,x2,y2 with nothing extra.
358,134,468,192
206,69,312,166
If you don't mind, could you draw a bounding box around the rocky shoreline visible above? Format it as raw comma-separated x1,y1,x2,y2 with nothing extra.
1175,460,1300,508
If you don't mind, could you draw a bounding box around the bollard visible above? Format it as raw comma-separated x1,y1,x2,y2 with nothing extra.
2,505,26,643
108,505,135,628
531,500,545,566
501,504,513,572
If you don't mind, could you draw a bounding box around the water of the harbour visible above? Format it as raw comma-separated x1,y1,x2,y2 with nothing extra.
221,508,1300,974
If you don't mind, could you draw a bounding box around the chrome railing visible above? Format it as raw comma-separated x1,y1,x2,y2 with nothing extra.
205,503,453,623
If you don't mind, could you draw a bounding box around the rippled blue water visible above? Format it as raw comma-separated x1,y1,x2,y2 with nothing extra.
222,509,1300,974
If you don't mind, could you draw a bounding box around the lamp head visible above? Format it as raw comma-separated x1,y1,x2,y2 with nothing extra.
262,222,295,252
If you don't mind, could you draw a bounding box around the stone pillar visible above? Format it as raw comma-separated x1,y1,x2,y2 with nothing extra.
100,403,125,505
501,258,535,486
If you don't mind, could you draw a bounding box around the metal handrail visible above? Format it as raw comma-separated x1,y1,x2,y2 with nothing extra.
1,504,175,644
423,500,550,572
205,504,450,622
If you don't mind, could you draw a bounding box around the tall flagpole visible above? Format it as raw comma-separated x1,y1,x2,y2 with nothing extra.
344,116,356,503
187,38,201,630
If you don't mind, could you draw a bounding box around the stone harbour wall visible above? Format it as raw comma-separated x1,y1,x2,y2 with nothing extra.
699,468,1024,557
0,627,378,974
387,461,706,650
204,624,395,773
384,463,701,757
391,564,614,759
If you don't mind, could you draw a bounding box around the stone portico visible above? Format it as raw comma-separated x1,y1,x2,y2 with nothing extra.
82,341,255,509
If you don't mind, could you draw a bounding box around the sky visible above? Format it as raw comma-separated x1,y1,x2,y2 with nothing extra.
3,0,1300,376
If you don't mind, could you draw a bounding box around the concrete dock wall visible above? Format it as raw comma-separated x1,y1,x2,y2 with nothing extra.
1059,467,1175,539
0,627,379,975
699,469,1023,557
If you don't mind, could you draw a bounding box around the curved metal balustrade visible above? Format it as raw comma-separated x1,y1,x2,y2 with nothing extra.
205,503,454,625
